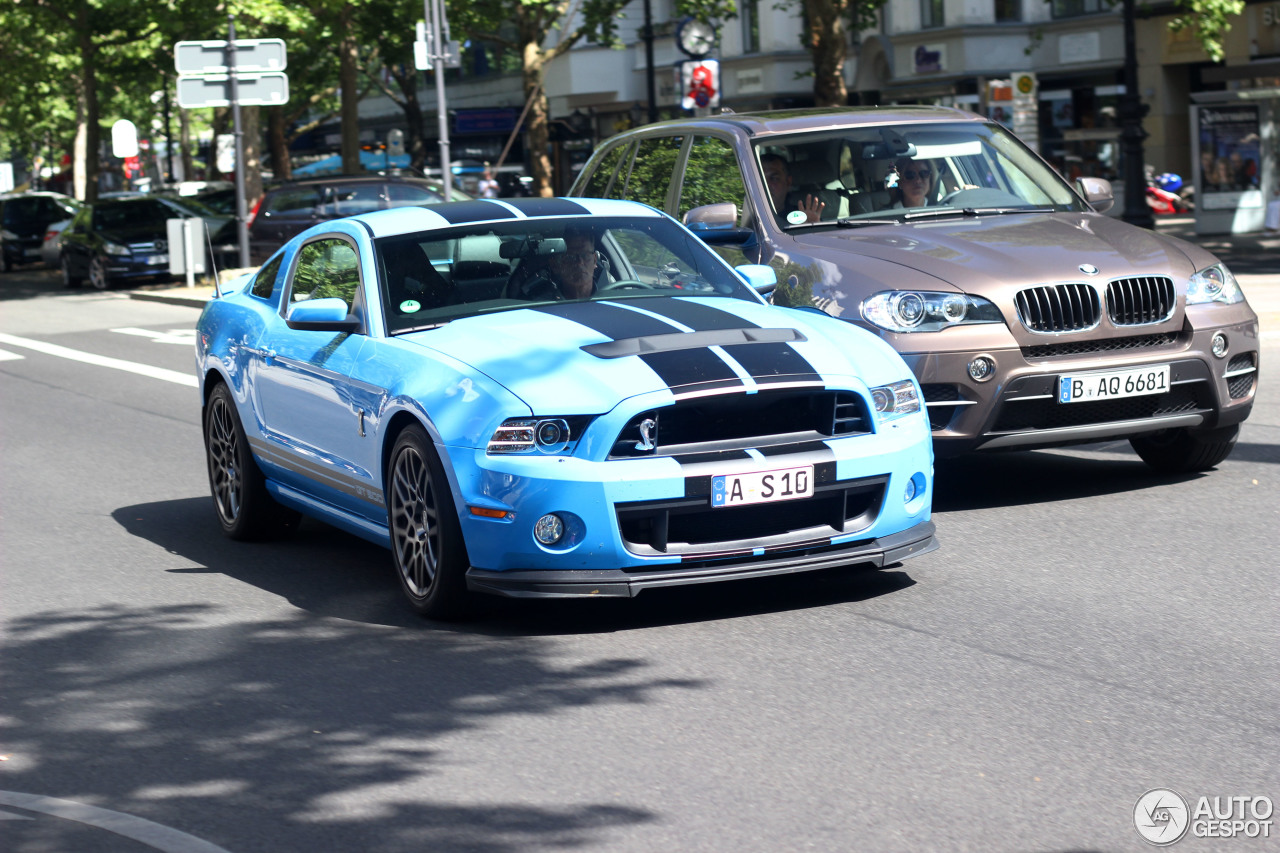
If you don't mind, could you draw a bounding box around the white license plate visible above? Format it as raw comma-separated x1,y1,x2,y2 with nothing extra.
711,464,814,508
146,254,169,265
1059,364,1170,403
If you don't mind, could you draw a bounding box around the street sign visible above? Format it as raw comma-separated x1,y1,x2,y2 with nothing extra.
177,73,289,108
111,120,139,158
175,39,287,74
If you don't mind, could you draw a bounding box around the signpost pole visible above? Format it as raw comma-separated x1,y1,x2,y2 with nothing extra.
227,15,250,268
427,0,452,194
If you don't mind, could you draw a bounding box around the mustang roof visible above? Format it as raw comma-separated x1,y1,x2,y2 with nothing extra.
358,197,664,238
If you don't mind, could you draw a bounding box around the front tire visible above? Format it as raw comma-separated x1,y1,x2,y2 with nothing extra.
89,254,110,290
1130,424,1239,473
204,382,300,539
387,425,472,619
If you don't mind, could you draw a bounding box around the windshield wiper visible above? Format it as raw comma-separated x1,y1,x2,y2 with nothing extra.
834,218,902,228
903,206,1055,221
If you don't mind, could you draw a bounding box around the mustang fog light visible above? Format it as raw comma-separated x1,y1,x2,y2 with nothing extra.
967,356,996,382
534,514,565,545
904,477,917,503
904,472,927,510
1211,332,1228,358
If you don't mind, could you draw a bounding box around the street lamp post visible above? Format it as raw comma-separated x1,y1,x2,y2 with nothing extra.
1119,0,1155,229
642,0,657,124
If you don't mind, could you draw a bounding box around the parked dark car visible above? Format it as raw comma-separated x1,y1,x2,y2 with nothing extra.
569,107,1259,473
60,195,235,289
246,174,464,265
1,191,82,272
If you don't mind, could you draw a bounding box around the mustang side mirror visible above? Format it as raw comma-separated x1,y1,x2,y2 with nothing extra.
286,297,360,332
1077,177,1115,213
735,263,777,295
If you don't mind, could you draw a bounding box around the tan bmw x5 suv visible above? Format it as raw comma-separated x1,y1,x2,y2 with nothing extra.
569,106,1259,472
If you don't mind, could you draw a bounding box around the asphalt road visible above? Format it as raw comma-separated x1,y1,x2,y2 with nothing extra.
1,265,1276,853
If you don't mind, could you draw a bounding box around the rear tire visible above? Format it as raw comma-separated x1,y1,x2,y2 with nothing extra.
204,382,300,540
1130,424,1239,473
61,253,83,287
387,424,473,619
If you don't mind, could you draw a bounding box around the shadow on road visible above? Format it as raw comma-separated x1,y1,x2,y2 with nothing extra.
113,497,918,635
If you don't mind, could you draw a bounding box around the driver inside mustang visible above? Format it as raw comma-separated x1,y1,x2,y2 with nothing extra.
545,226,601,299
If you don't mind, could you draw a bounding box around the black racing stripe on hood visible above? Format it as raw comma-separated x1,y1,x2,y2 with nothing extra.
432,200,517,223
534,301,681,339
503,198,593,217
719,342,822,384
639,349,743,392
635,298,762,331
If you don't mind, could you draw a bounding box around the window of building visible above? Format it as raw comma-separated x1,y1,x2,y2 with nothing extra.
921,0,944,28
995,0,1021,21
1051,0,1103,17
742,0,760,53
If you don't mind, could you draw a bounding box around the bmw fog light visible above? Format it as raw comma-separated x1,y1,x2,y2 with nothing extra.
967,356,996,382
534,514,565,545
1211,332,1228,358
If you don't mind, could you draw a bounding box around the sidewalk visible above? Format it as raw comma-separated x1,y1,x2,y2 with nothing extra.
128,219,1279,330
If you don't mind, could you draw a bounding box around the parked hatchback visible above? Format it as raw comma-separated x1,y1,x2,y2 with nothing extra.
1,191,81,272
247,174,463,265
569,107,1259,472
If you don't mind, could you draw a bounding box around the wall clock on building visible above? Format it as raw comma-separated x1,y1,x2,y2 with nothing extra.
676,17,716,57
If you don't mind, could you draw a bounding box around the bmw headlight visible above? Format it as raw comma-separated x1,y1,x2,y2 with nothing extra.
860,291,1004,333
1187,264,1244,305
102,241,131,257
487,416,592,455
870,380,921,423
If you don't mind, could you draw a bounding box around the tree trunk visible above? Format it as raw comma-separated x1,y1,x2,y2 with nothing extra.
393,70,427,177
268,107,293,181
76,3,100,202
339,8,362,175
523,47,554,198
805,0,848,107
242,106,263,207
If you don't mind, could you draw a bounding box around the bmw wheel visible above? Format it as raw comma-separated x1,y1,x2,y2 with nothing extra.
1130,424,1239,473
88,254,110,290
204,382,300,540
61,253,83,287
387,424,471,619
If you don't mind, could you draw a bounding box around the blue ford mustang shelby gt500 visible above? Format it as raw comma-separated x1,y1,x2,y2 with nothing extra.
196,197,938,618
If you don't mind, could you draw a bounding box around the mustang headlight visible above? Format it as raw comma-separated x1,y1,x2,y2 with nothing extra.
870,380,921,422
487,416,591,455
1187,264,1244,305
861,291,1003,333
102,240,131,257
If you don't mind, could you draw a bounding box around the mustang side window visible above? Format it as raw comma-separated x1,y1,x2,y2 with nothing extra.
290,238,360,309
251,254,284,299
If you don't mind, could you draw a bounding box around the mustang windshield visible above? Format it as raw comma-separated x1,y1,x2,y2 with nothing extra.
379,215,761,334
754,121,1088,227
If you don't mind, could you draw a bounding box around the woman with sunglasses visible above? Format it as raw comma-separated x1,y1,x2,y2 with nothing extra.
890,158,935,209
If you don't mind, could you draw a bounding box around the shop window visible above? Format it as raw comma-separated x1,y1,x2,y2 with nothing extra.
921,0,944,28
742,0,760,53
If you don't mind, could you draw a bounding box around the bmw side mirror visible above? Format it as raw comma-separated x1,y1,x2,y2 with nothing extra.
286,297,360,332
1077,177,1115,213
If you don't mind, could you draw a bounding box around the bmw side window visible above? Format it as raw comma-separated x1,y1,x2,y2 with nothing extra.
623,136,685,211
251,254,284,299
290,238,361,310
677,136,747,221
582,142,629,198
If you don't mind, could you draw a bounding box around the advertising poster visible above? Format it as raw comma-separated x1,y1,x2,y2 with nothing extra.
1197,105,1262,209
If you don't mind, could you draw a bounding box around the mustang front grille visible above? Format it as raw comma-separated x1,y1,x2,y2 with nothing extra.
610,389,870,459
1015,283,1100,332
1106,276,1176,326
616,474,887,557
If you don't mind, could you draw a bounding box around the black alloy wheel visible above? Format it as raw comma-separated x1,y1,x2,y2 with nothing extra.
387,424,471,619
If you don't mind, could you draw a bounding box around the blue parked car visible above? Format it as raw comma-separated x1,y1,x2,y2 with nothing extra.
196,198,937,618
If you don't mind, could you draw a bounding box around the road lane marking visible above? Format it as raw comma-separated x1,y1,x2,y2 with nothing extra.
112,327,198,345
0,791,233,852
0,332,197,387
0,349,24,362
